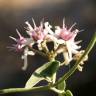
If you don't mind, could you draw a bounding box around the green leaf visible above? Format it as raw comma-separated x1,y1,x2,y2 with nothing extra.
40,60,60,77
57,80,66,96
58,80,66,91
25,60,60,88
65,90,73,96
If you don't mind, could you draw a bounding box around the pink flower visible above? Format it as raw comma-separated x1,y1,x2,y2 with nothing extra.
9,29,27,51
55,19,81,65
25,19,56,50
55,19,79,41
9,29,35,70
25,18,47,43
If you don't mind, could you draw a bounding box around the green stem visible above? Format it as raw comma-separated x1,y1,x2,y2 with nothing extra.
53,32,96,86
30,47,47,57
50,87,64,94
0,85,50,94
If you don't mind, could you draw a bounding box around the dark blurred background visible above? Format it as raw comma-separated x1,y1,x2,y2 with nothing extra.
0,0,96,96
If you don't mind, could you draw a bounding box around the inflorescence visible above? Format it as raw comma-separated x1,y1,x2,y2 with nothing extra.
9,18,88,71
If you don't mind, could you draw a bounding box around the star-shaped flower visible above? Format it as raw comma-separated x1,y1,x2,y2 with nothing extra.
9,29,27,51
55,19,81,65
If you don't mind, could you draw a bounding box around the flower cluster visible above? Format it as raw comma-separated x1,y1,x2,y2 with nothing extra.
9,18,88,71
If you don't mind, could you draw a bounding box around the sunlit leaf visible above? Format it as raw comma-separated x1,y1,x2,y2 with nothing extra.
40,60,60,77
58,80,66,96
58,80,66,91
25,60,60,88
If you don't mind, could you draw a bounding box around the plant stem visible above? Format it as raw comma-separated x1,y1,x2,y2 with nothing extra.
0,85,50,94
53,32,96,86
50,87,64,94
30,47,47,57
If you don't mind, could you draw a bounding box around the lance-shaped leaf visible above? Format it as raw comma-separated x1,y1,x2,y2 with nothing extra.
57,80,66,96
58,80,66,91
25,60,60,88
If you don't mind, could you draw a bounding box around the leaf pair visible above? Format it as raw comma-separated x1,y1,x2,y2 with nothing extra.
25,60,60,88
